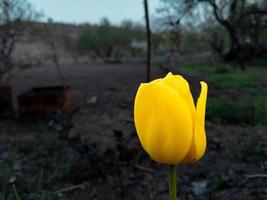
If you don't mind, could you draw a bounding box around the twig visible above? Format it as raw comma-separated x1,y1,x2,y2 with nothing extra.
54,184,85,194
245,174,267,179
41,192,46,200
44,23,65,85
135,164,154,173
90,187,96,198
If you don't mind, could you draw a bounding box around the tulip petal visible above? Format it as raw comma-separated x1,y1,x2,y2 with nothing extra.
161,73,195,124
134,82,193,164
174,75,196,123
182,81,208,163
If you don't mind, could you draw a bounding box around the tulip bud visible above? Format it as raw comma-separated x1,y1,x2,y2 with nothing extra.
134,72,208,164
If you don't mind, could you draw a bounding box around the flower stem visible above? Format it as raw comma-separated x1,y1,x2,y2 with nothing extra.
169,165,177,200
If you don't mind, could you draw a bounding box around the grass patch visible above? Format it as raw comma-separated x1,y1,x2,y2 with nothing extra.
180,62,215,76
246,66,267,82
207,72,253,90
180,60,267,91
245,58,267,67
207,97,267,125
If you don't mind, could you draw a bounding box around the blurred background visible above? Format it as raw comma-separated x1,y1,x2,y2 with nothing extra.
0,0,266,199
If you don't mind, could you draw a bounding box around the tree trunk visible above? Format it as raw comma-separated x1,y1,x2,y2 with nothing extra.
209,0,242,67
144,0,152,82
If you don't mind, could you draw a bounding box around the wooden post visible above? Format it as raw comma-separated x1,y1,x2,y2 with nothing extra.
144,0,152,82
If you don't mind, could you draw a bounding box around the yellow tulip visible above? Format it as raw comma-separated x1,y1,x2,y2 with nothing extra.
134,72,208,164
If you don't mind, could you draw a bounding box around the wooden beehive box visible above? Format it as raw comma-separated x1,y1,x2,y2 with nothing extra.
17,86,76,116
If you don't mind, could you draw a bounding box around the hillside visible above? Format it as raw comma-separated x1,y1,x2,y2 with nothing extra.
12,21,90,66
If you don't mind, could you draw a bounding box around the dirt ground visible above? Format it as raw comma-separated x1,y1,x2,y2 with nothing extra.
1,63,267,200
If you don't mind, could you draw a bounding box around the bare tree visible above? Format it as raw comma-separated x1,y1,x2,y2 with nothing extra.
158,0,267,70
0,0,39,81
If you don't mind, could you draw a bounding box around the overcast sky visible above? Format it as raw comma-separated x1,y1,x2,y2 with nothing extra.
28,0,161,24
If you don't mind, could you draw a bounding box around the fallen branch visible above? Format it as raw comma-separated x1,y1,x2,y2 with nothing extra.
135,164,154,173
54,184,85,194
239,174,267,186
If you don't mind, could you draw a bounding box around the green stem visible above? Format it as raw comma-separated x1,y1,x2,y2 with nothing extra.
169,165,177,200
12,184,21,200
